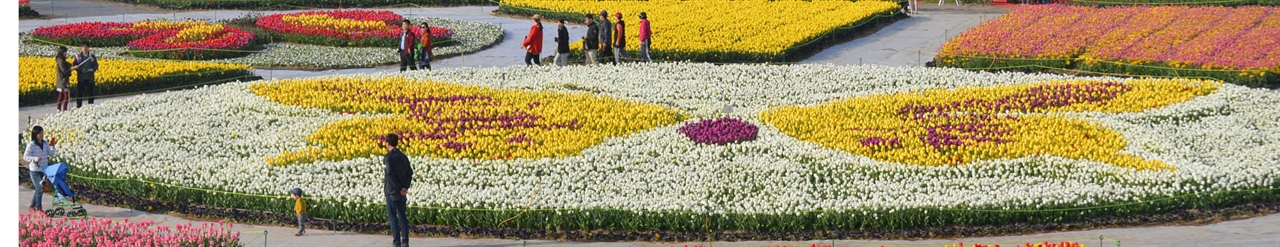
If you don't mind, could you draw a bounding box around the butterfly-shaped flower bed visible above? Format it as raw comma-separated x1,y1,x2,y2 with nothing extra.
256,10,455,47
762,79,1220,170
30,20,257,60
250,76,683,165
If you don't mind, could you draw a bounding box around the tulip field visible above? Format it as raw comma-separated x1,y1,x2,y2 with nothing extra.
935,5,1280,86
29,63,1280,238
256,10,455,47
17,56,255,106
19,212,242,247
1065,0,1280,6
22,14,502,69
98,0,490,10
499,0,903,62
31,20,261,60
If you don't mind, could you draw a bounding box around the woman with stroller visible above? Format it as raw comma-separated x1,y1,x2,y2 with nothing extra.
23,126,57,212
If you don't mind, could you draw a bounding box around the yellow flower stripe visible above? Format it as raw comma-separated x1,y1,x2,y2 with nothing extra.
132,20,213,31
172,23,228,43
282,14,387,33
250,76,684,165
761,79,1220,170
18,56,252,97
503,0,900,59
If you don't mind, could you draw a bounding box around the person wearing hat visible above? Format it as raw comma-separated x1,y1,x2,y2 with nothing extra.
554,19,571,66
291,188,307,236
582,13,600,65
613,11,628,64
521,15,545,66
597,10,614,65
638,12,653,63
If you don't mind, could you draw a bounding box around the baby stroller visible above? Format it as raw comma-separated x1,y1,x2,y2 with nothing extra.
43,162,87,217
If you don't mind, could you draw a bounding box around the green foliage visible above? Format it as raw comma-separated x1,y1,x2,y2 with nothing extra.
60,167,1280,233
18,69,257,106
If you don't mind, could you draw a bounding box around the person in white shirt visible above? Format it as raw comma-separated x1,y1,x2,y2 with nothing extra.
23,126,57,212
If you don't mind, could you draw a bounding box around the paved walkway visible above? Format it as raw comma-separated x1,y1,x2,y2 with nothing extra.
802,5,1009,67
23,0,161,19
18,187,1280,246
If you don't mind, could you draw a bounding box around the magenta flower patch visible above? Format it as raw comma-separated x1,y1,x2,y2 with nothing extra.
679,117,759,145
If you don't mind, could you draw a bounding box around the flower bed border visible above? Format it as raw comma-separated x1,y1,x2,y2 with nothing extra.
934,55,1278,87
96,0,494,10
1065,0,1280,6
18,165,1280,241
20,16,503,70
18,68,258,106
496,1,906,63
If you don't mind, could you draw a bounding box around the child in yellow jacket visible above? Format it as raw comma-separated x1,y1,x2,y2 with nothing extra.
291,188,307,236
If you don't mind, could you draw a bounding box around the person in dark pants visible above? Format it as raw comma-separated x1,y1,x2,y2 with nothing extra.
72,43,97,108
383,134,413,247
397,20,418,72
637,12,653,62
521,15,544,66
598,11,614,65
417,23,434,71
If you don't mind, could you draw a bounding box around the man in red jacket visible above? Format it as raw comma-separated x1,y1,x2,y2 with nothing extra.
397,20,417,72
521,15,544,66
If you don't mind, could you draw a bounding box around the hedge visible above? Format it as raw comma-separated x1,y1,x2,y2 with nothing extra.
18,69,259,107
935,55,1278,87
19,163,1280,238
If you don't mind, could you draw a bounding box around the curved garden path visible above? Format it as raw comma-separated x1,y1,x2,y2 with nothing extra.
16,3,1280,246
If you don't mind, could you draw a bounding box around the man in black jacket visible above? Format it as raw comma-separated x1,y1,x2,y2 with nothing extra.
383,134,413,247
73,42,98,108
582,14,599,65
554,19,570,66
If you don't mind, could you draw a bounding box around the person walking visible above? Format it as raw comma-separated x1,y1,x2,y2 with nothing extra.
382,134,413,247
582,14,600,65
72,43,97,108
417,23,434,70
54,46,71,111
397,20,418,72
291,188,307,236
597,11,613,65
23,126,57,212
638,12,653,63
554,19,570,66
613,12,628,64
521,15,545,66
